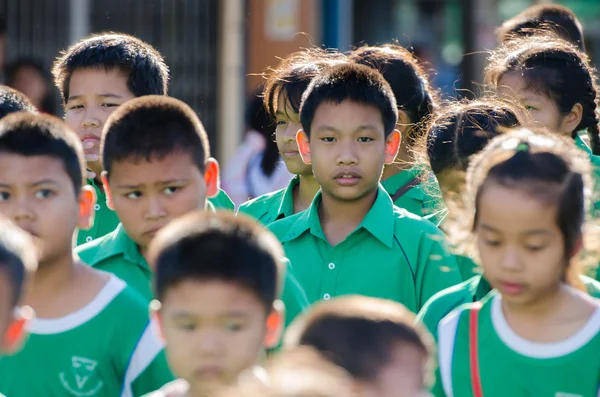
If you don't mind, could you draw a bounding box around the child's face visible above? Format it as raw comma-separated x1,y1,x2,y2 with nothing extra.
0,154,94,265
360,344,428,397
160,280,270,395
476,182,567,305
497,73,571,136
298,100,399,202
104,152,216,255
275,93,312,175
64,68,135,175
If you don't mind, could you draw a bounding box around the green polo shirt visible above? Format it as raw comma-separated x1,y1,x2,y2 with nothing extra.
417,273,600,339
575,130,600,215
76,179,120,246
238,177,299,225
75,224,309,325
75,181,235,247
267,186,462,313
381,166,445,226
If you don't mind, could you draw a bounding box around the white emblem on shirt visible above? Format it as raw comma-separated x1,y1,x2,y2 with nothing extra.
59,356,104,396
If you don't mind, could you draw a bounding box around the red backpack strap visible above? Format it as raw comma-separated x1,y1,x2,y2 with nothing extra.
469,301,484,397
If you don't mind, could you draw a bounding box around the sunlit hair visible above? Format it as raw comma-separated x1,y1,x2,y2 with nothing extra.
262,48,347,120
485,33,600,155
449,127,597,288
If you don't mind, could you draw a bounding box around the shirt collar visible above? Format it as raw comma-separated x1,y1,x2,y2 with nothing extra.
381,166,425,200
89,224,149,270
282,185,395,247
276,176,300,219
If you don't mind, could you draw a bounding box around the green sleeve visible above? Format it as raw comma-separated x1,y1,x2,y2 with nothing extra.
281,261,309,326
455,255,480,282
208,189,235,211
131,348,175,396
414,229,462,311
416,287,470,339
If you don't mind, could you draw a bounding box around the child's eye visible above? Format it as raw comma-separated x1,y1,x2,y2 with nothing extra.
164,186,181,195
35,189,54,199
125,191,142,199
276,120,287,126
483,239,501,247
358,137,374,142
67,104,84,110
526,245,545,252
102,103,120,108
0,192,10,201
320,137,336,143
225,321,244,332
178,322,196,331
524,105,537,111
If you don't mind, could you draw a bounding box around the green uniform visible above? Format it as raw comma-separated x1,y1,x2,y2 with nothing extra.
381,166,445,226
75,224,309,326
455,254,480,282
77,179,120,246
0,275,174,397
75,180,234,247
433,291,600,397
418,273,600,339
575,130,600,217
238,176,299,225
267,186,462,313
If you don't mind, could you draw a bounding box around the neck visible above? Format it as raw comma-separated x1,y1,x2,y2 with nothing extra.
25,254,75,306
501,284,568,322
138,245,150,265
294,173,320,213
320,187,378,232
382,143,412,180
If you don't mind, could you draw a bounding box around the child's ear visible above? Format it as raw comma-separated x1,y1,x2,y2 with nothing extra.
296,130,312,165
563,103,583,134
77,185,96,230
2,306,34,354
264,300,285,349
203,158,220,198
384,129,402,165
101,172,115,211
149,300,166,343
570,234,584,258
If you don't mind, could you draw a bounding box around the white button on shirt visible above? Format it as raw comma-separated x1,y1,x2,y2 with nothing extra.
328,263,335,270
323,294,331,300
94,204,101,211
86,236,93,242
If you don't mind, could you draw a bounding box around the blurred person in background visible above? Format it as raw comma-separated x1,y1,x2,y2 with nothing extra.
223,92,292,207
5,58,56,115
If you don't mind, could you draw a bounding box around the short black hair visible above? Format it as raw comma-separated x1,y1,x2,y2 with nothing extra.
299,63,398,138
0,112,85,194
52,32,169,104
497,4,584,51
0,86,37,120
285,295,434,385
101,95,210,176
149,211,285,312
350,44,437,146
0,218,37,306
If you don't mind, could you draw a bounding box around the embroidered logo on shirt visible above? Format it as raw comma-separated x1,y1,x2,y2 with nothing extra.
59,356,104,396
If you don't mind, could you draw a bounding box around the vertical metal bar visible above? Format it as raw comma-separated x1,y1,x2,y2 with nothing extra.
69,0,90,44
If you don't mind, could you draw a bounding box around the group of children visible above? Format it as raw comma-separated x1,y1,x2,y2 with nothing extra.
0,3,599,397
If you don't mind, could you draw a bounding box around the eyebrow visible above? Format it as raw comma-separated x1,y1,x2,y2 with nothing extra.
168,311,250,320
115,179,188,189
480,224,551,236
67,93,127,101
316,125,379,133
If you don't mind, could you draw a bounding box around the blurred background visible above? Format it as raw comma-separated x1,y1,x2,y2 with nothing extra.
1,0,599,182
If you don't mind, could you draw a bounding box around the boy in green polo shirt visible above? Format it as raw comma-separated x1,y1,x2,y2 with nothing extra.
0,85,36,119
75,96,308,324
267,63,461,314
0,112,173,396
52,32,233,246
238,50,344,225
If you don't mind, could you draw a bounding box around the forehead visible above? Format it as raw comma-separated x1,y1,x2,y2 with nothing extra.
161,279,265,315
0,153,72,183
496,73,547,100
68,67,134,98
478,182,559,230
108,151,202,183
312,100,384,132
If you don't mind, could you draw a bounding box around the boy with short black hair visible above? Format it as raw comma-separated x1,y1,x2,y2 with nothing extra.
267,63,461,313
75,96,307,323
144,211,285,397
238,50,345,225
0,218,37,356
285,295,434,397
0,85,36,119
0,112,173,396
52,32,233,246
497,4,585,51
